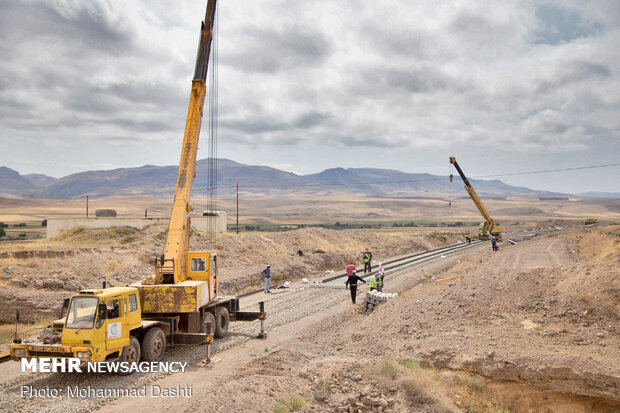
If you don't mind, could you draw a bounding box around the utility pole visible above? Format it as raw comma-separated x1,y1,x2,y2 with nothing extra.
236,182,239,234
86,196,89,218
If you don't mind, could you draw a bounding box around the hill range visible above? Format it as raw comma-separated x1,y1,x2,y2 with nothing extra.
0,159,571,199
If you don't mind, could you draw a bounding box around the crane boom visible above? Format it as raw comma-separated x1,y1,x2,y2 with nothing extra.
449,156,502,238
157,0,217,284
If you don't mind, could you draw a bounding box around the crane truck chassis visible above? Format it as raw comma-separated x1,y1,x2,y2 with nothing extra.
10,286,265,365
9,0,266,367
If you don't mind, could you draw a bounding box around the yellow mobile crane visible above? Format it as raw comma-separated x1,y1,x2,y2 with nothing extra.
10,0,265,365
449,156,502,239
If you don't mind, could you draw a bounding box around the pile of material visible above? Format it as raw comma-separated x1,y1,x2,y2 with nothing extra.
361,290,398,314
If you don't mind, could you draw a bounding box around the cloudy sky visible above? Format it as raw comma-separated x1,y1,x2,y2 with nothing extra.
0,0,619,194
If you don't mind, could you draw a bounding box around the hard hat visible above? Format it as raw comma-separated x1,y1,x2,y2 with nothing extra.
379,263,382,266
266,264,271,267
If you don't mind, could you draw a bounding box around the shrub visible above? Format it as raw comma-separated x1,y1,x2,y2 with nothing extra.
290,395,306,411
13,223,26,227
273,400,288,413
382,356,399,380
0,222,7,228
41,219,47,227
466,377,485,390
0,228,5,237
403,359,420,371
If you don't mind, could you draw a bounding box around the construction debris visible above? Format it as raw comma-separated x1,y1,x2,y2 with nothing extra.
361,290,398,314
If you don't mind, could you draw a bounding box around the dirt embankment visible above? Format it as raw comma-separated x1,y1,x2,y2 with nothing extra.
331,225,620,402
0,226,452,324
165,225,620,413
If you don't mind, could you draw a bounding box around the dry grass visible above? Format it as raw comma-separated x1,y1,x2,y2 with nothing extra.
575,223,620,260
273,394,306,413
381,356,400,380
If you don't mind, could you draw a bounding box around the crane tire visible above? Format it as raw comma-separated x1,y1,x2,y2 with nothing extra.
142,327,166,362
215,306,230,338
118,336,141,375
201,311,216,334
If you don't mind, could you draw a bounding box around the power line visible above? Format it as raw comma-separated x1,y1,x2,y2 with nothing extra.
471,162,620,179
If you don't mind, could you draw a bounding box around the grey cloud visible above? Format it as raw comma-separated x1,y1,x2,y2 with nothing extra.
352,65,469,97
449,11,517,43
0,0,134,54
294,111,330,128
222,25,332,73
537,60,611,93
366,25,448,61
332,132,410,149
221,118,289,134
221,110,329,135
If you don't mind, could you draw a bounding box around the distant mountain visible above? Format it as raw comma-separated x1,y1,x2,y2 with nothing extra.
578,192,620,198
0,159,563,199
23,173,58,187
0,167,52,198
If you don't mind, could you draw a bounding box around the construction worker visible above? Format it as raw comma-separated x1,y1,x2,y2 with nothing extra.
346,263,356,277
377,263,385,287
368,272,382,292
345,270,366,304
460,234,464,243
363,249,372,274
466,233,471,244
491,235,498,251
261,264,271,293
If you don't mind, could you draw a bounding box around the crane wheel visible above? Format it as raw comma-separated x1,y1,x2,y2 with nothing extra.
201,311,216,334
118,336,141,375
215,307,230,338
142,327,166,362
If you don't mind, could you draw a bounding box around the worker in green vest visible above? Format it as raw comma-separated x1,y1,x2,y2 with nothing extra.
368,273,382,292
363,249,372,274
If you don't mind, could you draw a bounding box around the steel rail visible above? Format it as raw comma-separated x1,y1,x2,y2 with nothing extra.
238,240,485,297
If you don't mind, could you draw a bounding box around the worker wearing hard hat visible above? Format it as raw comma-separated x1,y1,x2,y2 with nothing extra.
345,270,366,304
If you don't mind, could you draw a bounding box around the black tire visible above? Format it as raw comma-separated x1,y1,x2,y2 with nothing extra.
142,327,166,362
214,306,230,338
118,336,140,375
201,311,216,334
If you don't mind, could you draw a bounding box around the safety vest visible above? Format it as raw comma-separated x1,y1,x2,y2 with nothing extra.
460,235,464,239
368,275,377,288
376,275,383,287
364,253,371,263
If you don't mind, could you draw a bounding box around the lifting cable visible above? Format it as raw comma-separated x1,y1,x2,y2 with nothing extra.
206,5,219,250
